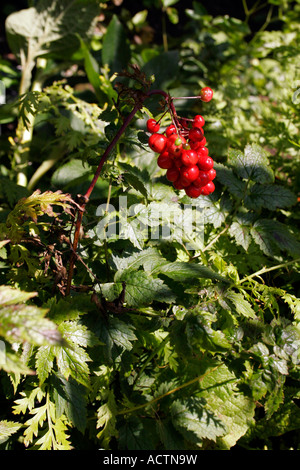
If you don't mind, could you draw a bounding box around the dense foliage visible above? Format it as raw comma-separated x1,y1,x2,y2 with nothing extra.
0,0,299,450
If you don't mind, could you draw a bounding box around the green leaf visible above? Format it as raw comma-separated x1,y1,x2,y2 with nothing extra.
35,346,55,385
52,375,87,434
142,51,180,89
198,364,256,449
0,285,36,306
97,317,137,363
245,183,297,210
119,416,157,450
214,163,246,197
0,420,22,445
96,390,118,449
101,15,131,74
104,270,176,307
225,291,257,319
229,221,251,251
228,144,274,183
152,261,228,283
170,397,226,444
5,0,101,61
251,219,300,257
0,286,64,347
53,339,91,388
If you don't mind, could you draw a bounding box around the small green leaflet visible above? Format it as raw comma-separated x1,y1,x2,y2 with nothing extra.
0,286,64,347
225,291,257,319
0,420,22,444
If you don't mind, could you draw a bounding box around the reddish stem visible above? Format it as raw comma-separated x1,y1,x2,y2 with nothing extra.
65,88,175,295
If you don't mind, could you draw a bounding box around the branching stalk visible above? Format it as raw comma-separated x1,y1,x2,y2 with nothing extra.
65,88,177,295
238,257,300,284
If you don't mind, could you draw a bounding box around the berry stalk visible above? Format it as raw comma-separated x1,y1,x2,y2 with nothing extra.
66,86,214,295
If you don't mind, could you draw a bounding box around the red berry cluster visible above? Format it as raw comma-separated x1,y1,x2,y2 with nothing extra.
146,105,216,198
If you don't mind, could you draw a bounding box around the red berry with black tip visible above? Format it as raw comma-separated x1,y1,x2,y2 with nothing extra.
201,181,215,195
148,133,167,153
166,124,177,137
147,118,160,133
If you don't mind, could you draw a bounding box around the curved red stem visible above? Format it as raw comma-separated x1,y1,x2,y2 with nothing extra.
65,88,176,295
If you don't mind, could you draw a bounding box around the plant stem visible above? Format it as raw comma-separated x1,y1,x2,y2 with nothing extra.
117,365,222,416
16,57,47,187
65,88,177,295
238,257,300,284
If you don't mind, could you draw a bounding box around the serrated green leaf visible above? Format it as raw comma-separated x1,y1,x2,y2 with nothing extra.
35,346,55,385
229,221,252,251
170,397,226,444
53,376,87,434
0,286,64,347
0,420,22,445
6,0,101,63
119,415,157,450
198,364,255,449
54,337,91,387
109,270,176,306
215,162,247,197
251,219,300,257
225,291,257,319
152,261,228,283
245,183,297,210
97,317,137,363
228,144,274,183
0,285,37,306
97,390,118,448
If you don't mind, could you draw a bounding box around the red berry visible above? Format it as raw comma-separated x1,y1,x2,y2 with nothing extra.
193,170,211,188
148,133,167,153
188,127,204,142
179,174,192,187
173,178,185,190
147,118,160,133
174,157,183,169
180,149,198,166
185,184,202,198
166,124,177,137
181,164,200,183
189,141,202,150
200,87,213,102
166,166,180,182
193,115,205,128
198,155,214,171
201,181,215,195
207,168,216,181
197,146,209,157
157,151,173,169
167,134,185,158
